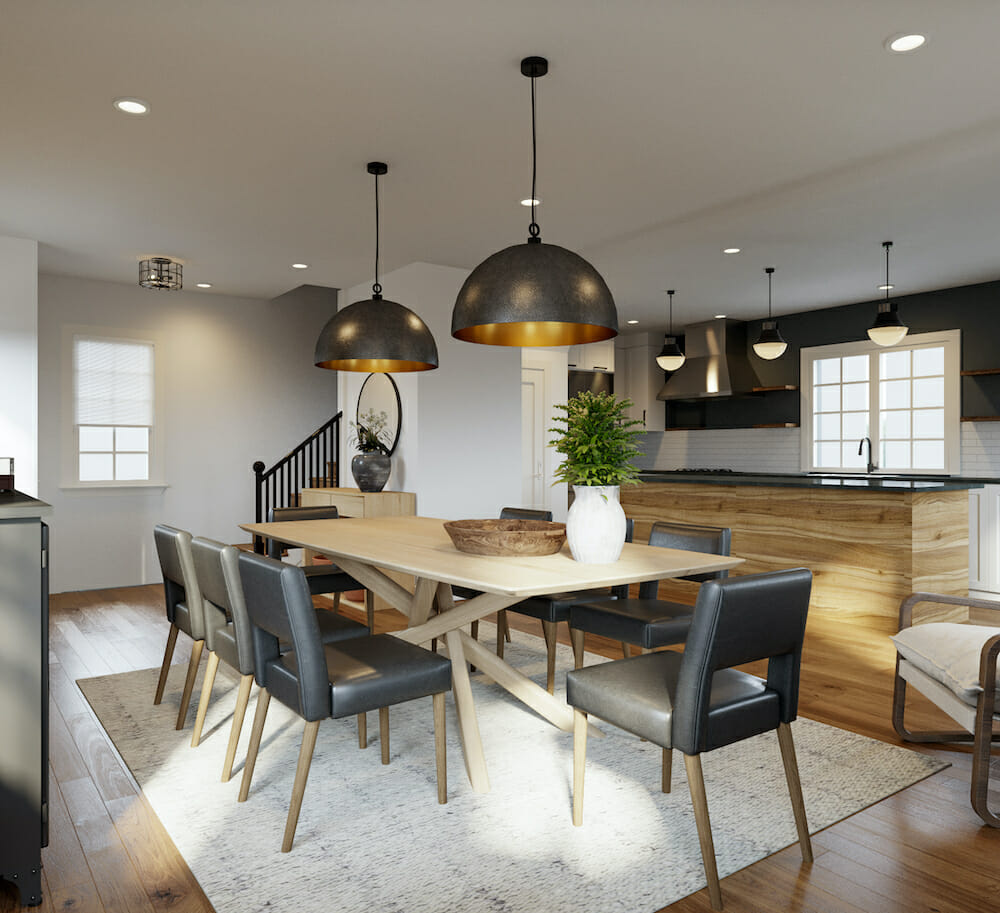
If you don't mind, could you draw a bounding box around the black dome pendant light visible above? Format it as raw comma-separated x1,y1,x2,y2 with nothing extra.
867,241,908,347
314,162,438,372
655,290,685,371
451,56,619,347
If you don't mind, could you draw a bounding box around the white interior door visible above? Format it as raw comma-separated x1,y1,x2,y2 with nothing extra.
521,366,545,509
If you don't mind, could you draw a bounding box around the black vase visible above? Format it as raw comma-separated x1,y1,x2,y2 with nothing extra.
351,452,391,492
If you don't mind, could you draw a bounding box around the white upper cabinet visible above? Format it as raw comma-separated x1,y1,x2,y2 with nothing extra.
567,338,615,373
615,334,664,430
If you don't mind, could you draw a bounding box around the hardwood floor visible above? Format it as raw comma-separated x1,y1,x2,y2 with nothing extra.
2,584,998,912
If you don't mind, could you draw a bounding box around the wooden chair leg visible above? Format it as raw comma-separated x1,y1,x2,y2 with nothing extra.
503,610,512,643
971,692,1000,826
222,674,254,782
572,708,588,826
541,620,557,694
154,624,179,705
777,722,814,860
238,688,271,802
496,610,506,659
282,719,320,853
379,706,390,764
175,640,204,730
470,620,479,641
621,641,631,659
191,650,221,747
434,691,447,804
357,712,367,748
684,753,723,911
332,592,341,613
570,627,586,670
662,748,672,793
365,589,375,632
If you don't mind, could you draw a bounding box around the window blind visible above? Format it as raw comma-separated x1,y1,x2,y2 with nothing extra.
74,337,154,426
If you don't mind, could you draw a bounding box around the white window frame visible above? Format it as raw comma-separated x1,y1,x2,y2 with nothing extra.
800,329,961,476
60,326,167,489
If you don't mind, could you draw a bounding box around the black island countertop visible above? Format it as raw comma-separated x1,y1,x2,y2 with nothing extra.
636,470,993,491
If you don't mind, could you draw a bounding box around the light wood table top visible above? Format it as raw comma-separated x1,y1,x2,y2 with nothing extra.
241,515,743,793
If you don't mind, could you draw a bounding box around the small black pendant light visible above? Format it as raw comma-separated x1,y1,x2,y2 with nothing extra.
451,56,619,347
139,257,182,290
753,267,788,360
867,241,908,347
655,290,685,371
314,162,438,372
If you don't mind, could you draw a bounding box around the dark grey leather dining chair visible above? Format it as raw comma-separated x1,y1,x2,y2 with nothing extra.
236,551,452,852
567,568,814,911
568,520,731,663
190,536,370,778
266,504,376,631
153,525,208,730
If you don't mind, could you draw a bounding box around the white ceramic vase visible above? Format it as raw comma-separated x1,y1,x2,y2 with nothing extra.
566,484,627,563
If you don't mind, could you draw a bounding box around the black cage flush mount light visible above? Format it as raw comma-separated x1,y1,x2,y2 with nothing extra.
451,56,619,347
314,162,438,373
656,289,685,371
139,257,182,290
868,241,908,347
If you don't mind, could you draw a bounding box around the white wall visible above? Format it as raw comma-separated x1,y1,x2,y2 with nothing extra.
38,274,339,592
0,236,38,495
338,262,522,518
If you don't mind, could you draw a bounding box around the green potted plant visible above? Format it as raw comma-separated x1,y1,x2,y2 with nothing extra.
549,390,644,562
350,408,393,492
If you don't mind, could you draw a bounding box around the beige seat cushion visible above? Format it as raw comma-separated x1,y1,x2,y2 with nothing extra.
892,622,1000,711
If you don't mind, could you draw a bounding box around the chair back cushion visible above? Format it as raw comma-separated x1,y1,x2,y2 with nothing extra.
153,524,205,639
266,505,340,559
237,551,331,720
191,537,255,674
672,568,812,754
500,506,553,521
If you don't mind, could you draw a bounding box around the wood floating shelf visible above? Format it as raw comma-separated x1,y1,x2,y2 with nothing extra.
753,422,799,428
961,416,1000,422
752,385,799,392
960,369,1000,376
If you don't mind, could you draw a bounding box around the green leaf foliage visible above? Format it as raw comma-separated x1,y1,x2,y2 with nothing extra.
549,391,645,487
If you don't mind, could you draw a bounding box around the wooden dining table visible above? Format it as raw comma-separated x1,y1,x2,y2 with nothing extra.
241,515,743,792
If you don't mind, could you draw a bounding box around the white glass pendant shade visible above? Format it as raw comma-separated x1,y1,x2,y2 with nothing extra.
656,336,686,371
868,301,908,347
753,319,787,360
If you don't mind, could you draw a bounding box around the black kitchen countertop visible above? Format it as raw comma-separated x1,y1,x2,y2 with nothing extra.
636,470,992,491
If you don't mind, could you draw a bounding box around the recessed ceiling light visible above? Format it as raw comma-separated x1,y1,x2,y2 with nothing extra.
520,198,540,207
113,97,150,115
196,283,212,289
723,247,741,254
885,33,926,53
878,283,894,291
714,314,727,319
292,263,309,269
626,319,639,325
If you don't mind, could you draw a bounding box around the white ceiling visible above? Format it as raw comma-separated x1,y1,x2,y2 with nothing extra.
5,1,1000,333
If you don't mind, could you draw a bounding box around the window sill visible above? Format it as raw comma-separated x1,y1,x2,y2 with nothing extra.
59,481,169,491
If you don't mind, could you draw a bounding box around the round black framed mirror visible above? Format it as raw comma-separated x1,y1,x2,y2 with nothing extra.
356,373,402,456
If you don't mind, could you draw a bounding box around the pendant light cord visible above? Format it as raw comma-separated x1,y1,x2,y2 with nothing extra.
372,170,382,298
528,70,540,241
884,241,892,302
667,289,675,334
765,267,775,318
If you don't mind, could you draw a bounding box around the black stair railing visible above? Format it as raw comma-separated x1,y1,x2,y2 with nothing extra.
252,412,341,552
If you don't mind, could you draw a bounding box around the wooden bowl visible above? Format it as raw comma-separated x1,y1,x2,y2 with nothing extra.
443,518,567,557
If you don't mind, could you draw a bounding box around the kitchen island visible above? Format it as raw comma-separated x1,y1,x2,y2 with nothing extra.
622,471,981,621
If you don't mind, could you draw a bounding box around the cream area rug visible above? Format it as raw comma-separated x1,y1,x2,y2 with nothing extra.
78,624,946,913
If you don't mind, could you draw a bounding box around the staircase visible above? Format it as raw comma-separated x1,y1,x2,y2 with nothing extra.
252,412,342,552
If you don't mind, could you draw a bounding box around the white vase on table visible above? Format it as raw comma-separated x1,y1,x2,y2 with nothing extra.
566,484,627,563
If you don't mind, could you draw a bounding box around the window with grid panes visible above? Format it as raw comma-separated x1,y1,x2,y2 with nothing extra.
801,330,960,474
73,336,154,482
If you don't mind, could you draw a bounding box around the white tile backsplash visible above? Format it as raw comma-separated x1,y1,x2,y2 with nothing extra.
635,424,1000,479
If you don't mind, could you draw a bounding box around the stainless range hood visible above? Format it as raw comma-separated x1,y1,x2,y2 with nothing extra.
657,318,759,400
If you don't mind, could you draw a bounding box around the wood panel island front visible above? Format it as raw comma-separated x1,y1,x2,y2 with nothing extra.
622,472,979,621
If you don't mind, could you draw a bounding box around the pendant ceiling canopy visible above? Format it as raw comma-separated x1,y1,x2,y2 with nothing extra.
451,56,618,348
314,162,438,373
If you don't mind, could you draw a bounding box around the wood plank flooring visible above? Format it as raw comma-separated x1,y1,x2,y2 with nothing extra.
2,584,998,912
